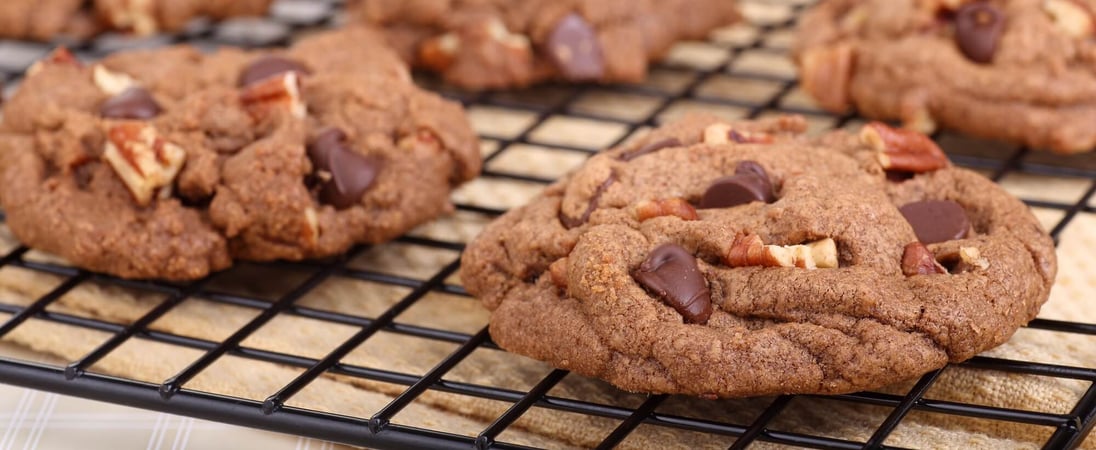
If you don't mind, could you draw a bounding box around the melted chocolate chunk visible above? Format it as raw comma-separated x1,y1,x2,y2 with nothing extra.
899,200,970,244
955,2,1005,64
100,87,162,120
633,243,712,324
239,55,310,87
619,138,681,161
308,128,382,209
698,161,775,209
546,13,605,81
560,173,615,228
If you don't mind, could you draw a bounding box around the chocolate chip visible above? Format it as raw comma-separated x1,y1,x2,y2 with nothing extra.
99,87,162,120
899,200,970,244
734,161,770,181
546,13,605,81
308,128,382,209
633,243,712,325
619,137,681,161
955,2,1005,64
698,161,775,209
560,173,616,228
885,171,915,183
308,128,345,164
239,55,310,87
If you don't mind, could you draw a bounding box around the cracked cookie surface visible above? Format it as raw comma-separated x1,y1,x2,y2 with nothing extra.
0,27,481,280
350,0,741,90
795,0,1096,153
460,114,1056,398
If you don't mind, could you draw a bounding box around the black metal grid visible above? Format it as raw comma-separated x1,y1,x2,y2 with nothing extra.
0,0,1093,448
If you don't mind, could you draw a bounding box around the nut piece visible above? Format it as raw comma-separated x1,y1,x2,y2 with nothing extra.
703,123,733,144
901,242,947,276
808,238,839,269
485,18,531,51
958,246,989,270
860,122,948,173
301,207,320,247
418,33,460,71
799,42,855,113
239,72,306,120
725,234,838,269
703,123,777,145
730,129,775,144
26,47,81,77
102,122,186,206
92,65,138,96
635,198,700,222
548,257,569,288
727,234,792,267
108,0,158,35
1043,0,1094,38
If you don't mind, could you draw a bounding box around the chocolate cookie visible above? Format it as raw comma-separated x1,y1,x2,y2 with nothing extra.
460,114,1056,398
350,0,742,90
0,0,271,40
0,0,98,40
95,0,272,35
795,0,1096,154
0,27,481,280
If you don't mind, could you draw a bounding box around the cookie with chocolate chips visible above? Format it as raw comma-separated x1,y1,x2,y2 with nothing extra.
349,0,741,90
795,0,1096,153
0,27,481,280
94,0,272,36
0,0,271,40
461,114,1056,398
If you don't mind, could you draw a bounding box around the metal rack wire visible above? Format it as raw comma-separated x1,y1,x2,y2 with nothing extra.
0,0,1094,448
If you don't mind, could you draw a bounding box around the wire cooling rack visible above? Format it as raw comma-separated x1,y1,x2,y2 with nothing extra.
0,0,1094,448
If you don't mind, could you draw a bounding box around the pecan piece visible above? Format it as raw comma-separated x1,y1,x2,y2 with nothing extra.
860,122,948,173
102,122,186,206
418,34,460,71
798,42,855,113
1043,0,1095,38
901,242,947,276
26,47,81,77
725,234,838,269
239,72,306,120
635,198,699,222
92,65,138,96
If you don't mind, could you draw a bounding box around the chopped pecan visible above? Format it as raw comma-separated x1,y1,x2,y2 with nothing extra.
725,234,838,269
239,72,306,120
860,122,948,173
799,42,855,113
901,242,947,276
301,207,320,247
418,34,460,71
92,65,137,96
26,47,81,77
1043,0,1095,38
102,122,186,206
635,198,699,222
